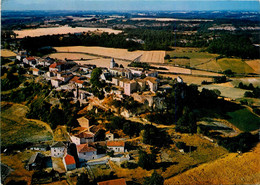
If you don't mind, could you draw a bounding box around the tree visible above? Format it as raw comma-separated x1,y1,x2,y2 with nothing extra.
164,54,171,60
94,129,106,141
223,69,234,77
143,171,164,185
138,149,156,170
77,173,90,185
244,91,253,98
175,109,197,134
90,68,102,88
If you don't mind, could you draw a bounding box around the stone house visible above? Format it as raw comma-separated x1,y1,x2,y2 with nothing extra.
51,142,67,158
76,144,97,161
74,132,95,144
124,80,137,96
144,77,159,92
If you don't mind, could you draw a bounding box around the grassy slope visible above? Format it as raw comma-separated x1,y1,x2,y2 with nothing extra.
0,102,53,148
112,133,228,184
226,108,260,132
166,47,218,67
165,143,260,185
199,85,249,99
217,58,255,74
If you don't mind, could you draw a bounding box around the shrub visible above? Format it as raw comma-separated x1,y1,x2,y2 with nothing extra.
121,161,138,169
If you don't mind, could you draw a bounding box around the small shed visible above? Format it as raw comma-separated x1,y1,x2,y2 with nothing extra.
64,154,76,171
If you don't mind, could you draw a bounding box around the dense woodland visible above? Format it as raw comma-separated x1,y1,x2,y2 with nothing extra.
17,29,259,59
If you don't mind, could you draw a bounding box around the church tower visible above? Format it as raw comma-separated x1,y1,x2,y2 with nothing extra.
110,58,115,69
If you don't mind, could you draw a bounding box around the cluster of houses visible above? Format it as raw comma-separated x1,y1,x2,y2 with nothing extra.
16,51,161,100
27,116,126,173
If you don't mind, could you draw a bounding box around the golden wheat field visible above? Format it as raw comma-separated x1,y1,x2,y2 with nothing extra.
54,46,165,63
48,53,98,60
140,50,165,63
245,60,260,74
13,26,122,38
165,143,260,185
1,49,16,57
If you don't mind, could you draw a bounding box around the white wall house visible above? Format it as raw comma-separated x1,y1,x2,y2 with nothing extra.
107,141,125,153
51,78,62,88
77,144,97,161
51,142,67,157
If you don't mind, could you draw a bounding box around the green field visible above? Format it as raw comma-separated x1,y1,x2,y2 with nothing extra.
217,58,255,74
166,47,218,67
1,102,53,148
227,108,260,132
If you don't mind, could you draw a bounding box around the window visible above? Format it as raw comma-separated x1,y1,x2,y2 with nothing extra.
54,149,56,152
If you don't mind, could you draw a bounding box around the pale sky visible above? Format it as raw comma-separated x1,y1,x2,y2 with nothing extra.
2,0,260,11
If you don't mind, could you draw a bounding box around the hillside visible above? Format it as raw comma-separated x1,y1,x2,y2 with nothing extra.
0,102,53,148
165,143,260,185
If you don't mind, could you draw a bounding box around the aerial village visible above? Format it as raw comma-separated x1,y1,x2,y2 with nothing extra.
11,50,177,185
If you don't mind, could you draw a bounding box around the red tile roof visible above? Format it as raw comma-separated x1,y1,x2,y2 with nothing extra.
75,132,94,139
26,57,35,61
97,178,126,185
49,62,63,68
77,144,96,153
70,76,84,84
33,68,39,71
49,63,57,68
64,154,76,165
107,141,125,147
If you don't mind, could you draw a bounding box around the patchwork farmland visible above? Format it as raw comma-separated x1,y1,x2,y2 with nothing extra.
13,26,122,38
54,46,165,63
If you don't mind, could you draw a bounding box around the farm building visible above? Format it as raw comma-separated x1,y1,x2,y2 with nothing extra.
107,141,125,153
